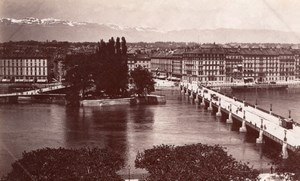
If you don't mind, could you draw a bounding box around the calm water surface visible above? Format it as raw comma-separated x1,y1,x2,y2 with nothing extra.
1,88,299,176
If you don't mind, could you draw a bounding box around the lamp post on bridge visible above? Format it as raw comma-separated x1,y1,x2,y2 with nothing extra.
282,129,289,159
128,165,131,181
255,99,258,109
239,110,247,132
284,129,287,142
256,118,264,144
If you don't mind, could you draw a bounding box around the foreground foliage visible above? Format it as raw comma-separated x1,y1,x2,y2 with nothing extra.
2,147,124,181
274,148,300,180
135,144,259,181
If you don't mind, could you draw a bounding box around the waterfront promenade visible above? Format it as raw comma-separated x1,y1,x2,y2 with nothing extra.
182,82,300,154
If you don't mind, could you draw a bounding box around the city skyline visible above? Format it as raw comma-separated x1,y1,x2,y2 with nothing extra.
1,0,300,33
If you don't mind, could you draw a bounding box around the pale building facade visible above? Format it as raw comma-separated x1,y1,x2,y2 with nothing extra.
0,57,48,83
182,48,226,83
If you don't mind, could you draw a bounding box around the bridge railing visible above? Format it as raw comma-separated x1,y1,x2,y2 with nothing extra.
189,83,299,149
206,85,287,119
0,83,69,97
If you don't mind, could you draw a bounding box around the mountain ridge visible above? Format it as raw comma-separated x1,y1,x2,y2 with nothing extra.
1,17,300,43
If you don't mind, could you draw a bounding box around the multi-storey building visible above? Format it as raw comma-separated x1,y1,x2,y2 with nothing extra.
240,48,277,82
147,46,299,83
171,49,185,78
0,56,49,83
240,48,295,82
182,47,225,83
135,54,151,70
278,49,295,81
150,49,185,78
225,49,243,82
150,51,173,77
127,53,151,72
293,49,300,79
127,55,135,72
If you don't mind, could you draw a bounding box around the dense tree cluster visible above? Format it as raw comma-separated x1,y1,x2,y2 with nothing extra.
64,37,128,101
95,37,128,97
135,144,259,181
274,148,300,180
2,147,124,181
131,66,155,96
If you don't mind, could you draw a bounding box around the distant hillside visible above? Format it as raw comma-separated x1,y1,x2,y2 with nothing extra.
1,17,300,43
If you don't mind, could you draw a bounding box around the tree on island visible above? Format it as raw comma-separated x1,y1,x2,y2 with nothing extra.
94,37,128,97
135,144,259,181
64,37,128,101
131,66,155,96
64,54,97,105
2,147,124,181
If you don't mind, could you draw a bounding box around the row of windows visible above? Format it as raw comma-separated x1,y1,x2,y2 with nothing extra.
0,59,47,62
243,56,293,59
135,64,149,68
184,57,225,61
1,71,47,75
184,61,223,64
1,64,46,69
0,59,47,65
184,55,294,60
1,69,47,75
226,56,241,59
185,76,224,82
1,68,47,71
4,61,47,65
185,75,296,82
3,76,47,79
184,54,224,58
198,71,224,75
151,60,172,64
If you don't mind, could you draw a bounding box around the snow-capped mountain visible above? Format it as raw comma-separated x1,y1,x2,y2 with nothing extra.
1,17,300,43
0,17,88,26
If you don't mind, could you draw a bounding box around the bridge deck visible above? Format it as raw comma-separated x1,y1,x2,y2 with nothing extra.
186,83,300,150
0,84,67,98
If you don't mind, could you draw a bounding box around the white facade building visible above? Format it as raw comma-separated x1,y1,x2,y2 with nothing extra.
0,57,48,83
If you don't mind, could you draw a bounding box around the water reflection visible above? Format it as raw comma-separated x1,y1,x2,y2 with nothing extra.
125,106,155,174
64,106,129,166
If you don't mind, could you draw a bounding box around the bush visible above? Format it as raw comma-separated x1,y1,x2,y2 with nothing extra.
2,147,124,181
274,148,300,180
135,144,259,181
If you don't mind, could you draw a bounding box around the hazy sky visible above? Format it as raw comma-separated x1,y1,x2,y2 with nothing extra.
1,0,300,32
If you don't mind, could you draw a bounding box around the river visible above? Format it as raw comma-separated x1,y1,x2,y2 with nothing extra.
1,88,299,177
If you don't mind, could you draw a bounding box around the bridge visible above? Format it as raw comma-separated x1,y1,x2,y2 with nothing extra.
180,82,300,159
0,83,69,103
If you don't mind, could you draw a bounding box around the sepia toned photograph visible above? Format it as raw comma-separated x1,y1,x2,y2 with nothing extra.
1,0,300,180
